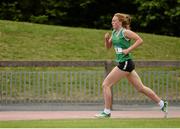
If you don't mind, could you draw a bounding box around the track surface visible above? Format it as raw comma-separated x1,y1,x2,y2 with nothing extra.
0,111,179,121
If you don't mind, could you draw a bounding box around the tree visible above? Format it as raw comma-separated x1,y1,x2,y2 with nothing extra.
0,1,22,21
0,0,179,36
134,0,180,36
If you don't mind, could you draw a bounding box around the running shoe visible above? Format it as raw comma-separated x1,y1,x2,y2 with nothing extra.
95,112,111,118
161,100,168,113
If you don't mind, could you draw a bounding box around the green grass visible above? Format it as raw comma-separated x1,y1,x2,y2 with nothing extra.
0,21,179,128
0,118,180,128
0,20,180,61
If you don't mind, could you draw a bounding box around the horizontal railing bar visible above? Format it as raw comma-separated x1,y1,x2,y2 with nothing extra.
0,60,179,67
135,60,180,67
0,61,105,67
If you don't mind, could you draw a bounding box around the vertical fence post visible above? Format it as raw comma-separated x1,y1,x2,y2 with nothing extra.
104,60,112,76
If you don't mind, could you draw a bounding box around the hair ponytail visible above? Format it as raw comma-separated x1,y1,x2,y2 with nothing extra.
114,13,131,29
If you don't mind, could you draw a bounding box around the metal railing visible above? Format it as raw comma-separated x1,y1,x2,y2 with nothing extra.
0,61,179,110
0,70,179,103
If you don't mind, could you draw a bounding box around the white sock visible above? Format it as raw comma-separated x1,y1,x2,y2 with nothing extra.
158,100,164,109
104,108,111,114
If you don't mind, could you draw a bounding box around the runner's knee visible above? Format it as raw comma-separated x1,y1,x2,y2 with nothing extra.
136,85,145,93
102,81,111,89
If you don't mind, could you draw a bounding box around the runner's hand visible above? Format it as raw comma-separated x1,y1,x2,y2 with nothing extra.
122,49,130,55
104,32,110,41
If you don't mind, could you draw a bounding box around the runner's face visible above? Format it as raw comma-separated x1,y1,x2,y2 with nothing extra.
112,16,121,29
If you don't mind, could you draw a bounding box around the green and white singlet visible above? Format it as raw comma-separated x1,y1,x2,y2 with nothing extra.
112,28,132,62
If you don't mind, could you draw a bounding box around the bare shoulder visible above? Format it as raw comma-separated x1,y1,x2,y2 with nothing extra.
124,29,136,35
124,29,141,39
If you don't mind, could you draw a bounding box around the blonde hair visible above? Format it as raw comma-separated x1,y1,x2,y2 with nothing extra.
114,13,131,29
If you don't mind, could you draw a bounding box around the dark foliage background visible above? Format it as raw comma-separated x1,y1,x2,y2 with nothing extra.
0,0,179,36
